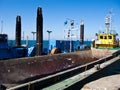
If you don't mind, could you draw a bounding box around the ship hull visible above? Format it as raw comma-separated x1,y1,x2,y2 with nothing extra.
91,47,120,58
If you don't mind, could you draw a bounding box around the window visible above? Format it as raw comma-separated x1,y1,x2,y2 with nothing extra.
100,36,103,39
108,35,112,39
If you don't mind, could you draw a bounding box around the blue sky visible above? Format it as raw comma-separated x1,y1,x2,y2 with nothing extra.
0,0,120,40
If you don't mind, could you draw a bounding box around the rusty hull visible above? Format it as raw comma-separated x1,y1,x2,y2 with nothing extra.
0,50,97,86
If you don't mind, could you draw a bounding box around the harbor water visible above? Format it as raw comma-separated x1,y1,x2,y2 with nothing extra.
8,40,92,53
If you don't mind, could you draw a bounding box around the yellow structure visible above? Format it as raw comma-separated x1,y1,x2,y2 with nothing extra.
94,33,118,48
93,11,119,49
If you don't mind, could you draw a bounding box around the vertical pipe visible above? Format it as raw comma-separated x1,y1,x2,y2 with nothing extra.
36,7,43,55
47,30,52,54
80,20,84,44
15,16,21,47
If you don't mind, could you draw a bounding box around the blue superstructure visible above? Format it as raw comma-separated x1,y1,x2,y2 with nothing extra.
27,40,91,56
0,34,27,60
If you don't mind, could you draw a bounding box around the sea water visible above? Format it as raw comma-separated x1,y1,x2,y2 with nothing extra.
8,40,92,53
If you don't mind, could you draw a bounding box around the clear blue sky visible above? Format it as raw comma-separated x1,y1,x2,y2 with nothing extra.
0,0,120,40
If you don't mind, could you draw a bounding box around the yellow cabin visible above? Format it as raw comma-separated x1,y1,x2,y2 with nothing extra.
94,33,118,48
92,11,119,49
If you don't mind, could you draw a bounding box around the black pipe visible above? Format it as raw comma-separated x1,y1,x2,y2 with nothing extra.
15,16,21,47
80,20,84,44
36,7,43,55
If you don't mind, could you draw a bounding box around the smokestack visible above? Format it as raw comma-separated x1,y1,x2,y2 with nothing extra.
15,16,21,47
80,20,84,44
36,7,43,55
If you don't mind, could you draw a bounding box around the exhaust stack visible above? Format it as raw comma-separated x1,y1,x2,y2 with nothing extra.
80,20,84,44
36,7,43,55
15,16,21,47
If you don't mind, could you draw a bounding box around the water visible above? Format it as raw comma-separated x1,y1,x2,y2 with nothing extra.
8,40,92,52
8,40,36,48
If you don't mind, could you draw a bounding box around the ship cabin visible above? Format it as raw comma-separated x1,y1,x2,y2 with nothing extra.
94,32,119,48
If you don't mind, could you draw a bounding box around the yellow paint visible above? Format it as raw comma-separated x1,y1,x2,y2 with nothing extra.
94,34,118,48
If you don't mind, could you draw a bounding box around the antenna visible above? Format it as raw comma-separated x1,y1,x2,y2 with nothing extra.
109,9,112,31
1,20,3,34
23,31,24,40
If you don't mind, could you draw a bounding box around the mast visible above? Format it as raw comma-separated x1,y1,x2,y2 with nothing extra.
105,16,110,34
105,10,113,34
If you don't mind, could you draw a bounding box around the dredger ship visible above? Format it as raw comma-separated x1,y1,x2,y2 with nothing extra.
0,7,120,90
91,11,120,58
